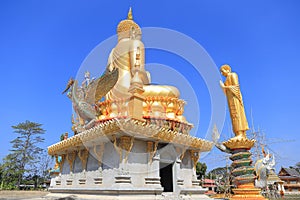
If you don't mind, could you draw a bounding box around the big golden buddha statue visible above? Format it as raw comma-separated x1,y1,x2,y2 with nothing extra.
61,8,188,131
105,8,180,101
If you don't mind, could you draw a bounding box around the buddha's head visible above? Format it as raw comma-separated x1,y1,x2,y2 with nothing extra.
220,64,231,77
117,7,142,41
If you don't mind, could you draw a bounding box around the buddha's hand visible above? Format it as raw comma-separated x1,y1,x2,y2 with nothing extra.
219,80,225,88
219,80,226,94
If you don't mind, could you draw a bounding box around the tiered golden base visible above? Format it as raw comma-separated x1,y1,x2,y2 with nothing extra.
231,183,266,200
223,138,267,200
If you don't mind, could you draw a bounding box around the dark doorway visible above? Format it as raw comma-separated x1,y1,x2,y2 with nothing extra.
160,162,173,192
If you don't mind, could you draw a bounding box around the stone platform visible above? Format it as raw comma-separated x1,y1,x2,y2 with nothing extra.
48,118,212,200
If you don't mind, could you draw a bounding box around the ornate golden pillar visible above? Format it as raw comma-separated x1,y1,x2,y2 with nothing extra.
120,136,134,163
112,135,134,163
66,151,76,172
78,148,89,171
147,141,158,163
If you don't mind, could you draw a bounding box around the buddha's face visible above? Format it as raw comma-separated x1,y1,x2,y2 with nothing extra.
118,32,142,42
220,68,230,77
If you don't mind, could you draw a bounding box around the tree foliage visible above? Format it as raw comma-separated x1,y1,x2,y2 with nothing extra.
0,154,22,189
207,167,229,179
196,162,207,179
1,120,45,189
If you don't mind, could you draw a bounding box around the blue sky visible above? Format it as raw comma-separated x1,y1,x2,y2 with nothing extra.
0,0,299,172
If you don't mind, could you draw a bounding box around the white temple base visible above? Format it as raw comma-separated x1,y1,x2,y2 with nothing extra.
49,133,212,199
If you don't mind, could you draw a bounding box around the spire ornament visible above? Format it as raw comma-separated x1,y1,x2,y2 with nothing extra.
127,7,133,20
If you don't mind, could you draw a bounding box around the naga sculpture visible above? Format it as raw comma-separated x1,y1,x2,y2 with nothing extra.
254,148,275,188
253,147,284,199
62,68,119,132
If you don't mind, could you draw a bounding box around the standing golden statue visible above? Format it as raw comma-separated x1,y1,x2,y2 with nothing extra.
219,65,265,200
219,64,249,139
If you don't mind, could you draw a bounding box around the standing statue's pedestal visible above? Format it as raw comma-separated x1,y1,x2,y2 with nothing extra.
223,137,266,200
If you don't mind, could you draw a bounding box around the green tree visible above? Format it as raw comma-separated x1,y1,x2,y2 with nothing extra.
208,166,227,175
0,154,21,189
196,162,207,179
3,120,45,189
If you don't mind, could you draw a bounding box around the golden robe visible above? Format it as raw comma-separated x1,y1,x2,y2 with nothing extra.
224,72,249,135
106,38,179,101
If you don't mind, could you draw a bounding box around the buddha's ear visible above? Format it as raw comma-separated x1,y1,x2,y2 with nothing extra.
136,34,142,40
130,27,136,39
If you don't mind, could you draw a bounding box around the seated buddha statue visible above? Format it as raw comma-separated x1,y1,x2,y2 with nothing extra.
102,8,188,122
105,8,180,101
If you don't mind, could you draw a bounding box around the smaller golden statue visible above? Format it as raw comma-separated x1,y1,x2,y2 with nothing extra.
219,65,264,200
219,64,249,139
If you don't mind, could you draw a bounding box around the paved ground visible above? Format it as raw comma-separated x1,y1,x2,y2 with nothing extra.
0,191,49,199
1,191,299,200
0,191,80,200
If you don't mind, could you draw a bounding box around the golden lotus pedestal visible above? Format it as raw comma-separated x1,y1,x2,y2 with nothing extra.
223,137,266,200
